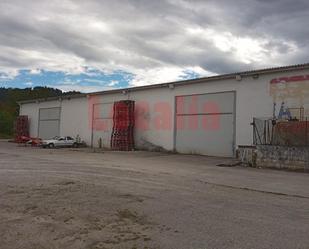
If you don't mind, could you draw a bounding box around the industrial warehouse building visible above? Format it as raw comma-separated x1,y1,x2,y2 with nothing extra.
19,64,309,157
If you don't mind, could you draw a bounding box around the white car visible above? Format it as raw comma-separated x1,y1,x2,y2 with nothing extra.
42,136,78,148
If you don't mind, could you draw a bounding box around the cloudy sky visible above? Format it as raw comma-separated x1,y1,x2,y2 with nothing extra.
0,0,308,92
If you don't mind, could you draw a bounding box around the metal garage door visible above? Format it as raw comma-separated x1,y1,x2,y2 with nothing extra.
91,103,113,148
38,107,61,139
175,91,235,157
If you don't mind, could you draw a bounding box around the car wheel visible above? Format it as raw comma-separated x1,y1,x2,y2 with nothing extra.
48,143,55,148
72,142,78,148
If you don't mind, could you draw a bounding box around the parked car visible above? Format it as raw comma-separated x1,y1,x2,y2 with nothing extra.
41,136,79,148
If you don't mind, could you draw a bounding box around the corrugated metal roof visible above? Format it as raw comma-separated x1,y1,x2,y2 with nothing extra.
18,63,309,104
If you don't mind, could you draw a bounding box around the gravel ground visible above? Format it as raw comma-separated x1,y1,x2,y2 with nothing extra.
0,140,308,249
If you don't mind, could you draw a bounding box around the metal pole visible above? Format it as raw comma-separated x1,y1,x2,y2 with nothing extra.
91,103,94,148
255,120,263,145
264,120,267,145
271,120,275,145
267,120,270,145
304,147,309,172
253,119,256,145
304,117,309,172
305,117,308,146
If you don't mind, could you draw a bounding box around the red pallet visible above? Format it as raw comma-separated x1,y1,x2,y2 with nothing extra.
14,115,30,142
111,100,135,151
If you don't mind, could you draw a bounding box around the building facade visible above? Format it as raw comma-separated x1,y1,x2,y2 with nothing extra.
19,64,309,157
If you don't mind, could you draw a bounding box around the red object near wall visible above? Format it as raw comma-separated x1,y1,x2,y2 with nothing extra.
274,120,309,146
111,100,135,151
14,115,29,143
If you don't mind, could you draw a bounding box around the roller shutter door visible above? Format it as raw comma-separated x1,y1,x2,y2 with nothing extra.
38,107,61,139
175,91,235,157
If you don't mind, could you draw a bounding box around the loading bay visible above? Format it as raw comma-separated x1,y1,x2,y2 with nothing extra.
0,140,308,249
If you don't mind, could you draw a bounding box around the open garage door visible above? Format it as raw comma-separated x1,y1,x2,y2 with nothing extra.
38,107,61,139
175,91,235,157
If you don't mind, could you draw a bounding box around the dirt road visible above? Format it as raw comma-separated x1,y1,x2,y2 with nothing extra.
0,141,308,249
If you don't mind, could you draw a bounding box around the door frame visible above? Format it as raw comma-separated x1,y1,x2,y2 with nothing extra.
173,90,236,156
38,107,61,139
91,102,114,148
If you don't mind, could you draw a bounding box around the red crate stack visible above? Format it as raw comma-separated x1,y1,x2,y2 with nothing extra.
14,115,29,142
111,100,135,151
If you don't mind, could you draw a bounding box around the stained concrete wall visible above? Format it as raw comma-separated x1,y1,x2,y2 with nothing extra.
256,145,309,171
20,67,309,155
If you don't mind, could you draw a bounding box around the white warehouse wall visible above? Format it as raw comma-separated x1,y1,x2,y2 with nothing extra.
60,97,91,145
20,97,91,144
20,67,309,154
20,100,61,138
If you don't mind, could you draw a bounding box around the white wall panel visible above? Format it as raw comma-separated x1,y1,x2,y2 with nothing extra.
60,97,91,145
176,114,234,156
175,92,235,157
176,91,235,115
39,107,61,120
38,120,60,139
38,107,61,139
92,103,113,148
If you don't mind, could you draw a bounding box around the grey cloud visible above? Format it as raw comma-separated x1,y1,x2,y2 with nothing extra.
0,0,308,80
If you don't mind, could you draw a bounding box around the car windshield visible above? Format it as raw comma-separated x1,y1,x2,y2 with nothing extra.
52,136,60,140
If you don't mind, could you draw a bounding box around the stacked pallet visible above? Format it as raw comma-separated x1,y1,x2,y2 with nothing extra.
14,115,29,142
111,100,135,151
